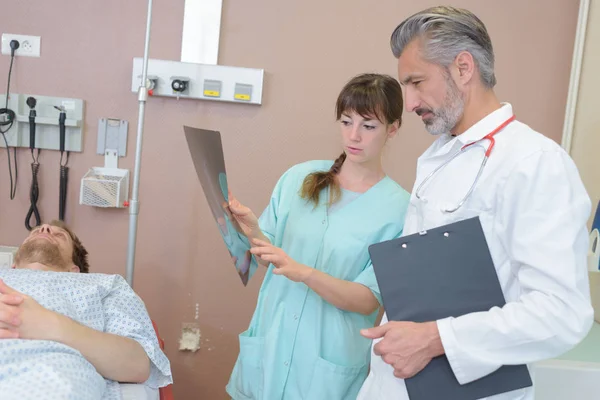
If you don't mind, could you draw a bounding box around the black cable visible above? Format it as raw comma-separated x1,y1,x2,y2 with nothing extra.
25,96,41,231
59,150,69,221
57,107,69,221
0,48,18,200
0,53,16,134
31,148,40,164
60,150,69,166
59,163,68,221
25,161,41,231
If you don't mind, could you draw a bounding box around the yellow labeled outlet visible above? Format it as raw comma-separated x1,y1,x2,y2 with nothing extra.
234,94,250,101
204,90,220,97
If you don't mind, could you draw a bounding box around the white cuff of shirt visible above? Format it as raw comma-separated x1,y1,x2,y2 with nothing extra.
436,317,468,385
437,316,503,385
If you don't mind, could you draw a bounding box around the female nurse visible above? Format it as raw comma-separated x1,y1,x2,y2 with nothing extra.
226,73,410,400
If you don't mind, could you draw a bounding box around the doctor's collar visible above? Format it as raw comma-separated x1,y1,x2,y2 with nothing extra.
454,103,513,144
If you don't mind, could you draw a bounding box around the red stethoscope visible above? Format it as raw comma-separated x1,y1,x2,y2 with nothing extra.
415,115,516,213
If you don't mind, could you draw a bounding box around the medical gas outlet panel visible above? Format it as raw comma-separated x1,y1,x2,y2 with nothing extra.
131,58,264,105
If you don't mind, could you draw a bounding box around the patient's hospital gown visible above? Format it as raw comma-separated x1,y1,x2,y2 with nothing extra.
0,269,172,400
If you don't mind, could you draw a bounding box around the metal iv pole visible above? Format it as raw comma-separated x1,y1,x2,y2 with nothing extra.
126,0,154,287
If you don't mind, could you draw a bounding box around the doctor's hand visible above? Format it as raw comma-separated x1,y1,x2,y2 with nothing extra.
360,321,445,379
0,279,61,341
250,239,312,282
227,191,261,239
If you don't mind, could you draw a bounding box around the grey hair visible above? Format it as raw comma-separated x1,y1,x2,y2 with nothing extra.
391,6,496,88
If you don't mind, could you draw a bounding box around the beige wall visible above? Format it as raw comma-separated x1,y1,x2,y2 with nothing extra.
0,1,579,398
571,0,600,226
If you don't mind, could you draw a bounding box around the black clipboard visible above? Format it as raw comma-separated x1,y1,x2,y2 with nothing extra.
368,217,532,400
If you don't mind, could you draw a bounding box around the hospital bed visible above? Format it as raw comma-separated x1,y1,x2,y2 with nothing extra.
120,384,159,400
118,320,174,400
119,383,162,400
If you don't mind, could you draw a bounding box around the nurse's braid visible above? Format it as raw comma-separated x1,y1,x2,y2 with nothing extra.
330,152,346,174
301,152,346,207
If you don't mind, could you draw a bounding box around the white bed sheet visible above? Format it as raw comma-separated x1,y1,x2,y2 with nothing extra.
119,384,159,400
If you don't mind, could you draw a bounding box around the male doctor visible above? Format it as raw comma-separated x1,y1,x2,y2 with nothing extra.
357,6,594,400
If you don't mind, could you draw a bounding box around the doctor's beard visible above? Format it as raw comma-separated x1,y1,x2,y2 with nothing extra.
14,239,70,271
416,74,465,136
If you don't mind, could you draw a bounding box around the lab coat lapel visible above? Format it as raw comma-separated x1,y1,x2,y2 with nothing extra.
420,134,459,162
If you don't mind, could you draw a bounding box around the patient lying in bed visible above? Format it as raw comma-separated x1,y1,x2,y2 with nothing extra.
0,221,172,400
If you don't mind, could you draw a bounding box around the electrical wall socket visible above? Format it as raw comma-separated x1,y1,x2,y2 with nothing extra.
1,33,41,57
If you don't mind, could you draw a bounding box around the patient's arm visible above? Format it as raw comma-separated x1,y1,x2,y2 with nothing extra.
0,279,150,383
52,315,151,383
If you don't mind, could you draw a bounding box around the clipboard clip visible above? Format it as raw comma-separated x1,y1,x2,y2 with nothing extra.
401,231,451,249
419,229,451,237
417,230,451,238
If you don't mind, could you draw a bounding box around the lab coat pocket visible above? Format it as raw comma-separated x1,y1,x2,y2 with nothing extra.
306,356,368,400
448,194,491,221
232,331,265,400
447,202,493,238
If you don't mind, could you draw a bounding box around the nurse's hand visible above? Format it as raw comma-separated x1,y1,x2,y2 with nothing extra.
360,321,445,379
227,191,261,238
250,239,312,282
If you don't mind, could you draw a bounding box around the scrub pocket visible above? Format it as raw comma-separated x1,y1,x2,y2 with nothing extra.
306,356,368,400
230,330,265,400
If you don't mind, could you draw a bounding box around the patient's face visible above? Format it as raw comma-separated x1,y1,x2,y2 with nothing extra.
14,224,78,272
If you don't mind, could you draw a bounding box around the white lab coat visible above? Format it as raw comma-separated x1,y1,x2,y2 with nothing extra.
357,103,595,400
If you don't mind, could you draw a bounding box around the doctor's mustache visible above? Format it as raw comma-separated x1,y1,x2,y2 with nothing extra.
415,108,434,116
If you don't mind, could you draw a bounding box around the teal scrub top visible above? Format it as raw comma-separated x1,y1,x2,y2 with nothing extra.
226,160,410,400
